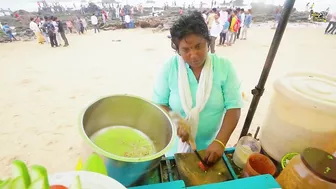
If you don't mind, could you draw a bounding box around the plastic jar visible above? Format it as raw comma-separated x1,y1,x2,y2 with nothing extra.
277,147,336,189
233,136,261,168
242,153,277,177
260,72,336,162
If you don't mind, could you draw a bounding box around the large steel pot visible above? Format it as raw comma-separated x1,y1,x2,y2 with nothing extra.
79,95,175,187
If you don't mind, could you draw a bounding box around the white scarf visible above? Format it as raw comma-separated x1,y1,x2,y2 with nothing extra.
177,55,213,153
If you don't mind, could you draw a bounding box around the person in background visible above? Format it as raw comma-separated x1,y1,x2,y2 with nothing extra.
30,17,44,44
120,8,125,22
116,5,120,19
325,12,336,35
79,17,84,34
235,8,241,40
74,18,81,34
237,8,245,40
310,2,315,11
40,17,49,43
202,10,207,21
241,9,252,40
140,4,144,14
207,8,217,29
57,17,69,47
66,20,73,33
81,17,88,32
2,22,17,42
209,12,221,53
273,8,281,29
179,8,183,15
52,17,63,46
102,10,107,24
218,15,230,46
124,14,131,28
91,13,100,33
227,10,239,46
153,11,242,162
35,16,41,25
131,6,134,16
219,8,228,26
44,17,58,47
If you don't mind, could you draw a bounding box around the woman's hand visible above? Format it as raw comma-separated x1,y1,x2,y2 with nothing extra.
176,119,196,150
204,141,225,164
169,112,196,150
177,119,190,142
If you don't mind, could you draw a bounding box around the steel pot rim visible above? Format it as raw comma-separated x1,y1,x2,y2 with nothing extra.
78,94,176,163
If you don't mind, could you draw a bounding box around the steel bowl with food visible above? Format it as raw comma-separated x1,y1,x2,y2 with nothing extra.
79,95,176,187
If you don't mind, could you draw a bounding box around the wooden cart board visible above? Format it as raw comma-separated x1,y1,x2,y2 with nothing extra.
174,150,233,187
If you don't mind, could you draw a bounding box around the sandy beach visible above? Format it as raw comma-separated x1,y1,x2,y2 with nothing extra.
0,26,335,178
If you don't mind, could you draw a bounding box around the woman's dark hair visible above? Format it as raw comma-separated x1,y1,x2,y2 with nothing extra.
170,11,210,51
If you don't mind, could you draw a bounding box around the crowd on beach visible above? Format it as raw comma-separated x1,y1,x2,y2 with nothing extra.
202,7,253,54
26,5,139,47
29,16,70,47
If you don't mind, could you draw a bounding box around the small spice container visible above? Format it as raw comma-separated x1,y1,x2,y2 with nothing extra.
242,153,277,177
277,147,336,189
233,136,261,168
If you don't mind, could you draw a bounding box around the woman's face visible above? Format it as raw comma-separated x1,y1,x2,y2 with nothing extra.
178,34,208,68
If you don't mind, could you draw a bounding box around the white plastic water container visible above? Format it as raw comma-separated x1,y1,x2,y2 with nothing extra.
260,72,336,162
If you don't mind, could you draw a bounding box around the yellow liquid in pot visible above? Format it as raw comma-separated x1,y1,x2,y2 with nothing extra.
91,126,156,158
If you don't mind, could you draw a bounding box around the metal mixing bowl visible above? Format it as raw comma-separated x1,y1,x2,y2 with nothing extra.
79,95,175,187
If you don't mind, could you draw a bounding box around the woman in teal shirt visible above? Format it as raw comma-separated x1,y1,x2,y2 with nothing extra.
153,11,242,164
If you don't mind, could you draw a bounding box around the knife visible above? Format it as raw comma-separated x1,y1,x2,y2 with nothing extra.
194,150,208,166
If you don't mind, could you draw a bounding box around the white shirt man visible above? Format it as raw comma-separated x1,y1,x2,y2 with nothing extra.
91,14,98,25
219,10,228,26
240,12,245,28
210,18,222,38
29,20,40,33
125,15,131,23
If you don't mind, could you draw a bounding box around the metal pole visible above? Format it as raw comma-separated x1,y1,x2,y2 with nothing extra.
239,0,296,138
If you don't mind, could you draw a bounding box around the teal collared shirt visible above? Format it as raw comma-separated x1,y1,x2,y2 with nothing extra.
152,54,243,157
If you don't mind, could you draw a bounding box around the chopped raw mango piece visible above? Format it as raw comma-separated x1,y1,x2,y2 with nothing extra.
11,160,31,188
29,177,49,189
0,179,12,189
69,175,82,189
30,165,50,188
10,177,26,189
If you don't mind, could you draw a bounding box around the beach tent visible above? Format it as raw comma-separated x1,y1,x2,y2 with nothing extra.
239,0,296,138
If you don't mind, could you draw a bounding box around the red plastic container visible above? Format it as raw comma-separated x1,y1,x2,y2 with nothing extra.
242,153,276,177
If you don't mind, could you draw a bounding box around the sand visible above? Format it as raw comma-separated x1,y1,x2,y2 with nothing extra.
0,26,335,178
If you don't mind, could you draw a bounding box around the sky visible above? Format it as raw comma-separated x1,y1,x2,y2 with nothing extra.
0,0,335,12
